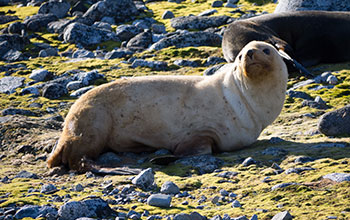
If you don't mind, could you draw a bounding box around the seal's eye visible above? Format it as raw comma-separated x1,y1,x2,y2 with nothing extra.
263,48,270,55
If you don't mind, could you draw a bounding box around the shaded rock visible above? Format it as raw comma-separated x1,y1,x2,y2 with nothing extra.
242,157,256,166
73,184,84,192
2,49,26,62
174,213,192,220
0,15,18,25
174,59,199,67
96,152,122,166
149,31,222,51
294,156,314,163
63,22,119,46
105,48,133,59
231,200,242,208
318,105,350,136
286,90,313,100
14,170,39,179
72,49,95,58
93,21,112,31
0,34,28,51
38,0,70,19
66,81,83,91
14,205,57,219
275,0,350,13
302,96,328,109
261,147,288,157
205,56,226,66
171,15,229,30
285,167,315,174
311,143,347,148
323,173,350,182
271,211,293,220
58,197,115,220
41,183,58,194
23,13,58,31
212,0,223,7
162,10,175,19
131,59,168,70
147,194,171,207
42,83,68,99
152,24,167,34
2,108,37,117
116,24,142,41
271,182,299,191
70,86,94,98
0,0,9,6
47,19,73,33
0,40,11,58
126,30,153,51
74,70,104,86
160,181,180,194
29,69,49,82
0,76,25,94
39,48,58,57
203,64,225,76
83,0,139,23
176,155,224,174
8,21,25,34
132,168,154,190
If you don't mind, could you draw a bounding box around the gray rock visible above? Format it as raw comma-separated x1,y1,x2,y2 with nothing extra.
147,194,171,208
271,211,293,220
74,70,104,86
92,21,112,31
205,56,226,66
0,76,25,94
133,18,154,30
216,171,238,178
63,22,119,46
160,181,180,194
173,213,192,220
318,105,350,136
275,0,350,13
14,170,39,179
115,24,142,42
152,24,167,34
8,22,25,35
162,10,175,19
326,75,338,85
271,182,299,191
20,86,40,96
83,0,139,23
41,183,58,194
149,31,222,51
96,152,122,166
47,19,73,34
126,31,153,51
171,15,229,30
105,48,133,59
73,184,84,192
302,96,328,109
29,69,49,82
66,81,83,91
101,16,115,25
286,90,313,100
14,205,58,219
58,197,115,220
198,9,217,16
189,212,206,220
212,0,223,7
132,168,154,190
261,147,288,156
242,157,256,166
176,155,224,174
174,59,199,67
0,40,11,58
294,156,314,163
70,86,94,98
231,200,242,208
285,167,315,174
39,48,58,57
38,0,70,19
2,108,37,117
2,49,25,62
250,214,258,220
72,49,95,58
23,13,58,31
203,64,225,76
0,34,29,51
42,83,68,99
131,59,168,70
323,173,350,182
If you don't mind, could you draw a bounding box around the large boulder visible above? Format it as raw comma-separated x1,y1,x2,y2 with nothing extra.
149,31,222,51
126,30,153,51
83,0,139,23
318,105,350,136
0,34,29,51
63,22,119,46
275,0,350,12
23,13,58,31
38,0,71,18
171,15,230,30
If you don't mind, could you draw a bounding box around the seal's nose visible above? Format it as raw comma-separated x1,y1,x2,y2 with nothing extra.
247,49,254,59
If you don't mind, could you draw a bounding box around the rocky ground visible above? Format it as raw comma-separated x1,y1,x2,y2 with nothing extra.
0,0,350,219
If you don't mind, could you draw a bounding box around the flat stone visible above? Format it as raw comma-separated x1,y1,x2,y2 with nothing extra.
271,182,299,191
323,173,350,182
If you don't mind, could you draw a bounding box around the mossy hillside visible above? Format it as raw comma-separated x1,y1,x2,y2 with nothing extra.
0,5,38,30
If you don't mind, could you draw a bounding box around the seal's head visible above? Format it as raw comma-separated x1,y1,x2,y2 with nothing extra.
235,41,286,80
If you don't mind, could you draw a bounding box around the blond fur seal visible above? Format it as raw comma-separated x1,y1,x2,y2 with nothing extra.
47,41,288,171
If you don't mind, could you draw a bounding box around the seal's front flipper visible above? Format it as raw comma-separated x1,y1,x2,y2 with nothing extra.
277,49,314,78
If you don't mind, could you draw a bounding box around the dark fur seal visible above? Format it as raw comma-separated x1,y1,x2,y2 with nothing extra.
223,11,350,74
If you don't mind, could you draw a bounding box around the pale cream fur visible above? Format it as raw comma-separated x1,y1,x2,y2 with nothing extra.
47,41,288,170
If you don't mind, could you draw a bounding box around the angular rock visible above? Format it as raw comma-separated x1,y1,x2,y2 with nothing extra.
231,200,242,208
323,173,350,182
72,49,95,59
74,70,104,86
63,22,119,46
70,86,94,98
242,157,256,166
38,0,70,19
261,147,288,156
318,105,350,136
173,213,192,220
149,31,222,51
294,156,314,163
105,48,133,59
126,30,153,50
162,10,175,19
83,0,139,23
160,181,180,194
205,56,226,66
39,48,58,57
171,15,229,30
41,183,58,194
93,21,112,31
29,69,49,82
212,0,223,7
0,15,19,25
14,170,39,179
115,24,142,42
14,205,58,219
0,34,29,51
271,211,293,220
0,76,25,94
58,197,115,220
132,168,154,190
23,13,58,31
271,182,299,191
175,155,224,174
2,49,26,62
147,194,171,207
47,19,72,34
275,0,350,13
42,83,68,99
152,24,167,34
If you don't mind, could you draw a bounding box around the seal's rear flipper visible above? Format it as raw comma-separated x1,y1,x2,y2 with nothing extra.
150,155,179,165
277,49,314,78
